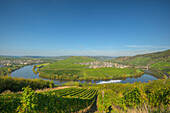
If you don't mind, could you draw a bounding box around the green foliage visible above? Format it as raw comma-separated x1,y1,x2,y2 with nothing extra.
0,79,169,112
151,61,170,68
0,87,98,112
150,61,170,74
110,49,170,72
36,63,50,68
61,81,83,87
1,70,4,76
97,89,121,112
0,93,21,112
0,76,54,93
123,86,147,108
96,79,170,112
0,65,25,76
17,87,37,113
147,88,170,107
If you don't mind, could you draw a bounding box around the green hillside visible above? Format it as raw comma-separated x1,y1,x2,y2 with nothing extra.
110,49,170,74
150,61,170,75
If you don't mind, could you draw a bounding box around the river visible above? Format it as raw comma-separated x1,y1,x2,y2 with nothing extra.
9,65,158,85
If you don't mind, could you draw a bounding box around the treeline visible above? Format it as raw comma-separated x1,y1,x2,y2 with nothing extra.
0,65,25,76
0,76,55,93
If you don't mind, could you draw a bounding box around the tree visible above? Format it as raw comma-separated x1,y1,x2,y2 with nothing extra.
62,73,66,78
1,70,4,76
55,75,58,79
37,68,40,72
33,65,36,70
73,75,78,80
8,68,12,73
51,74,55,79
122,74,126,78
59,75,63,80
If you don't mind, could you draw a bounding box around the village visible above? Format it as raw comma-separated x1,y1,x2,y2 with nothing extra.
0,59,43,67
76,61,130,68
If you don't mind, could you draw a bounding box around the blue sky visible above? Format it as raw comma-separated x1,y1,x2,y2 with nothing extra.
0,0,170,56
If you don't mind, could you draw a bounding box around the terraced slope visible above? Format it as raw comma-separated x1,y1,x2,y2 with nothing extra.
0,88,98,112
110,49,170,75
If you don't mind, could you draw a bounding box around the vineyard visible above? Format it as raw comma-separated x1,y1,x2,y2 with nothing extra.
38,56,143,80
0,79,169,113
97,89,122,112
96,79,170,113
0,87,98,113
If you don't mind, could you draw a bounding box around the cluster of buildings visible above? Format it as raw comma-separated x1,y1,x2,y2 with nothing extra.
76,61,114,68
0,59,43,66
76,62,130,69
114,63,130,68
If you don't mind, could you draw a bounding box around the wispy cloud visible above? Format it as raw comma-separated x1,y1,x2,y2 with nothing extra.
126,45,170,49
0,49,163,56
0,45,169,56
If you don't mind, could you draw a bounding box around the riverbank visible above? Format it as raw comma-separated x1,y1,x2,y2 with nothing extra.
0,64,26,76
37,67,144,81
8,65,159,85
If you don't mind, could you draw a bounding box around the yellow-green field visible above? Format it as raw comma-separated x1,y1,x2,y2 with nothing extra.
36,63,50,68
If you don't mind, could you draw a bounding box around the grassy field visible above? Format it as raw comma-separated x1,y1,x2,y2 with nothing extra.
36,63,50,68
38,56,142,80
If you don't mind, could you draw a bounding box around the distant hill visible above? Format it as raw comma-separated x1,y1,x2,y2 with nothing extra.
38,56,115,61
64,56,97,63
110,49,170,74
90,56,116,61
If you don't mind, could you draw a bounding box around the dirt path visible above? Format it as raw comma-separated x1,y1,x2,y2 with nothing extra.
17,86,79,93
86,97,98,113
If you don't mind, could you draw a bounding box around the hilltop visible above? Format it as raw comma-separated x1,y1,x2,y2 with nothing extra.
110,49,170,74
